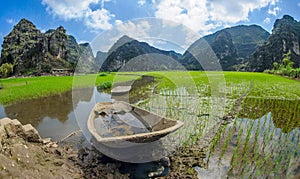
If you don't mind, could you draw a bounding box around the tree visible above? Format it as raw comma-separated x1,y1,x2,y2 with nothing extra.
282,50,292,67
273,62,279,70
0,63,14,77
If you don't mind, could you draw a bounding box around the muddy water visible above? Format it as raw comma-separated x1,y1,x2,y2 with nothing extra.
0,87,111,141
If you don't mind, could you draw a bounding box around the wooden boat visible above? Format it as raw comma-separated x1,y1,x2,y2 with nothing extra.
87,101,183,144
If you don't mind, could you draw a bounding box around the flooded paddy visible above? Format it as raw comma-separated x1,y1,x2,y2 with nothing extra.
137,85,300,178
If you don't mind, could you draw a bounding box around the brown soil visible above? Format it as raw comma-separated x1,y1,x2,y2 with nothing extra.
0,117,129,179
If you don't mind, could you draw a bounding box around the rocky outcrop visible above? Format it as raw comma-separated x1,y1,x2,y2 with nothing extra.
0,117,41,143
0,18,95,75
249,15,300,71
0,117,132,178
0,118,83,178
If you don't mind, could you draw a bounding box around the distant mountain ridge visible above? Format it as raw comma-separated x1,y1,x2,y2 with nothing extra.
1,15,300,75
181,25,270,71
101,35,183,71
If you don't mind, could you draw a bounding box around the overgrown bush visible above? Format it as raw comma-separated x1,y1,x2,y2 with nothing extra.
98,81,112,89
265,51,300,79
0,63,14,77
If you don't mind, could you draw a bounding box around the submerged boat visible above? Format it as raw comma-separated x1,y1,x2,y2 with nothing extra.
87,101,183,144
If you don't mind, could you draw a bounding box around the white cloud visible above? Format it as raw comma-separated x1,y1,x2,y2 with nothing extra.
264,17,271,24
116,20,151,39
270,0,279,5
115,20,123,26
85,9,114,30
298,2,300,7
268,6,280,16
42,0,99,20
155,0,212,35
154,0,278,36
6,18,16,25
138,0,146,6
42,0,114,30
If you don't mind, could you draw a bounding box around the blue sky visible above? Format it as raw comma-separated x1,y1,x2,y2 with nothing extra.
0,0,300,53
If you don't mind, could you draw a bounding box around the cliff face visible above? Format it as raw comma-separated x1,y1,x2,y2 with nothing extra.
249,15,300,71
101,35,183,72
181,25,270,71
0,18,94,75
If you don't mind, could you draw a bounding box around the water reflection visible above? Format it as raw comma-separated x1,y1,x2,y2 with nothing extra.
0,105,5,119
198,113,300,178
0,87,111,140
239,98,300,133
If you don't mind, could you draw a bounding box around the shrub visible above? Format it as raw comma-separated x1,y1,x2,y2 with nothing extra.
264,69,272,74
98,81,112,89
99,72,107,77
0,63,14,77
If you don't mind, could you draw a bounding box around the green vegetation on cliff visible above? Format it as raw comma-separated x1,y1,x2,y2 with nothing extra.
181,25,270,71
249,15,300,71
0,19,95,76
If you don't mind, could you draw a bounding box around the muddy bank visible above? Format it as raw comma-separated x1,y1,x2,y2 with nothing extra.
0,118,129,178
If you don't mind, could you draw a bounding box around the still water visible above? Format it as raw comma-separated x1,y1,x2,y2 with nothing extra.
0,87,111,141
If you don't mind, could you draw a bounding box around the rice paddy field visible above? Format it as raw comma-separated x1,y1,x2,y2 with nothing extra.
125,71,299,178
0,71,299,178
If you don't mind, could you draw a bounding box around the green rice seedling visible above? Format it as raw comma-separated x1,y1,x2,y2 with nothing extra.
227,127,244,176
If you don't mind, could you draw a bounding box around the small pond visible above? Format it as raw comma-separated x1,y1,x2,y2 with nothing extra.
0,87,111,141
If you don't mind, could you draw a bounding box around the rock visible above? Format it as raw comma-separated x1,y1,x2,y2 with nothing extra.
11,119,23,134
0,125,7,140
22,124,41,142
160,157,171,167
148,166,165,178
42,138,51,144
3,119,24,138
0,117,12,126
0,118,12,139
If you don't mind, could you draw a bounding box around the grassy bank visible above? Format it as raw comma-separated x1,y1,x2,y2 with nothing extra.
0,73,139,104
0,71,299,105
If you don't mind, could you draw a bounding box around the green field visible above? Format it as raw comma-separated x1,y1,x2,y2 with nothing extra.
0,73,139,104
0,71,299,104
